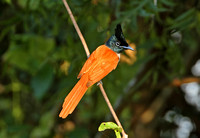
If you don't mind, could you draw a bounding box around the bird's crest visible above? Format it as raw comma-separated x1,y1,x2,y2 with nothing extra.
115,24,128,46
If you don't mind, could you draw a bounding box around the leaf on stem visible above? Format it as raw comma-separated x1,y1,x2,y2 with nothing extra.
98,122,122,138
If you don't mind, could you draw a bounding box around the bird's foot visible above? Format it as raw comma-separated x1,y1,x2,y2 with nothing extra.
97,80,103,86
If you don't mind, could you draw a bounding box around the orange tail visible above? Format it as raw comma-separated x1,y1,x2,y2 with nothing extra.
59,74,88,118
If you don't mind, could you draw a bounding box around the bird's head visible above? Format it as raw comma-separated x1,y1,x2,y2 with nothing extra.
106,24,134,53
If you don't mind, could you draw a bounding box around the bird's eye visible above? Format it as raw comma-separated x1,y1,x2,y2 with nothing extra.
116,42,120,46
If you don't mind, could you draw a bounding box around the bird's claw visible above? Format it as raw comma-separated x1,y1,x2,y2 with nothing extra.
97,80,103,86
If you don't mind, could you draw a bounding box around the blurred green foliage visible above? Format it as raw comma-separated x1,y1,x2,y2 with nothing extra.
0,0,200,137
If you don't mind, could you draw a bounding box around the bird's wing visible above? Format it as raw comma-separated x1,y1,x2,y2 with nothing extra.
78,45,119,87
78,45,117,78
86,45,119,87
77,50,96,79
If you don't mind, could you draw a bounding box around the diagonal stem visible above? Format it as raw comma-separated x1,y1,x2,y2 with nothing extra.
62,0,128,137
62,0,90,58
98,84,127,138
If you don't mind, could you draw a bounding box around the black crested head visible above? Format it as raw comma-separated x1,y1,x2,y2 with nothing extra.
115,24,129,47
105,24,134,53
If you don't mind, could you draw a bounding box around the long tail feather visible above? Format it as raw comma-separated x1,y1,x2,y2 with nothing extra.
59,74,88,118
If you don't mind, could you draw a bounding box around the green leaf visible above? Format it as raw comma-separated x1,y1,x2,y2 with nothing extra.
31,63,54,100
174,9,195,22
161,0,175,7
168,9,196,30
98,122,122,138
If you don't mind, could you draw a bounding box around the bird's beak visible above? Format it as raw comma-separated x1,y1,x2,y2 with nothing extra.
121,45,134,51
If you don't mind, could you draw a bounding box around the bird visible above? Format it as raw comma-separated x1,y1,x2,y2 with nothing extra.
59,24,134,118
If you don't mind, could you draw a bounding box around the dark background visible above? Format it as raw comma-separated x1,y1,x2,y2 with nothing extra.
0,0,200,137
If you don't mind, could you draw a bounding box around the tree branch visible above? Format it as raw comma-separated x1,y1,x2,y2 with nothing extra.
62,0,128,137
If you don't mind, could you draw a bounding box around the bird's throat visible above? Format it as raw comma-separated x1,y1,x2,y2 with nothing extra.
117,53,120,59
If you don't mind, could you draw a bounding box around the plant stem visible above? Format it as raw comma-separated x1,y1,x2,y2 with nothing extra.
62,0,90,58
62,0,128,137
98,84,128,138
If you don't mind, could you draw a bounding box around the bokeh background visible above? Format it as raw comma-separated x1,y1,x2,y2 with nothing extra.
1,0,200,137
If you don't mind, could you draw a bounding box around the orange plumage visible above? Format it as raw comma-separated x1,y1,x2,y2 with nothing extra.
59,45,119,118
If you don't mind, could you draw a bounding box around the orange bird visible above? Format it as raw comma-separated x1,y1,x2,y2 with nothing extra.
59,24,134,118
